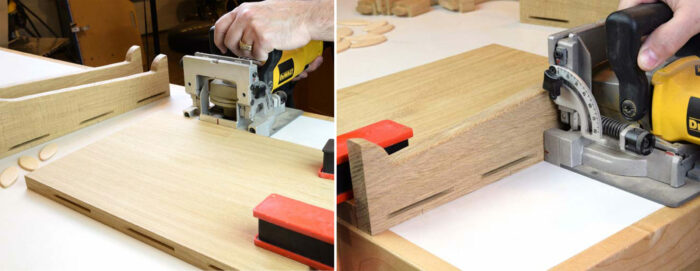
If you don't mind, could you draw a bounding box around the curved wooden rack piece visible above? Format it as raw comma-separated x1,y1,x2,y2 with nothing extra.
0,45,144,99
0,51,169,159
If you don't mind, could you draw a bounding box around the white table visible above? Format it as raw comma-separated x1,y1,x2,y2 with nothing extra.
0,49,333,270
338,1,664,270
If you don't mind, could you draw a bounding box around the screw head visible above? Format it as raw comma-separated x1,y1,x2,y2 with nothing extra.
621,100,637,118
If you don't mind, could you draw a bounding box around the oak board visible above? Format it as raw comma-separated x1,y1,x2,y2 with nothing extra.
338,44,559,234
26,113,334,270
555,195,700,270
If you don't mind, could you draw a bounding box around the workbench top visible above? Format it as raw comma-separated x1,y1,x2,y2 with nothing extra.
0,48,333,270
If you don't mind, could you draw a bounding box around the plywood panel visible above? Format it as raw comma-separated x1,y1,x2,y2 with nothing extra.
0,0,8,47
68,0,143,66
337,44,558,234
25,113,334,270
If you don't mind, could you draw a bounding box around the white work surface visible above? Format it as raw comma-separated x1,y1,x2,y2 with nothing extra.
338,1,664,270
0,49,333,270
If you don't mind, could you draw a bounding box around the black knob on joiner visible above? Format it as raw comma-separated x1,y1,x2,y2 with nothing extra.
624,128,655,156
543,66,562,100
251,82,267,99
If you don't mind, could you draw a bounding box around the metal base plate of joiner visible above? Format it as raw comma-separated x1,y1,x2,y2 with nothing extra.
544,128,700,207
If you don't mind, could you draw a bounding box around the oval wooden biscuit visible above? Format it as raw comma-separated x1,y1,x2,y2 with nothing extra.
0,166,19,188
39,143,58,161
363,20,388,32
337,39,351,53
368,24,395,35
345,34,385,42
337,27,353,39
349,35,387,48
18,155,40,171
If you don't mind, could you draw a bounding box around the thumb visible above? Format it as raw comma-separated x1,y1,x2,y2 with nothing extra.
638,11,699,71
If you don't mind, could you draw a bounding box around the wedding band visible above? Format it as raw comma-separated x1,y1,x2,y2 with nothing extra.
239,41,253,51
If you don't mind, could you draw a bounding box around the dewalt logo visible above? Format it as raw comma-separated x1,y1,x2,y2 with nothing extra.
688,97,700,137
690,117,700,134
278,59,295,84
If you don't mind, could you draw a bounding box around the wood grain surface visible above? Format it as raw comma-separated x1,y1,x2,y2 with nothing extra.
338,44,558,234
68,0,143,66
0,51,168,159
25,112,334,270
338,219,458,271
439,0,475,12
520,0,618,28
555,195,700,271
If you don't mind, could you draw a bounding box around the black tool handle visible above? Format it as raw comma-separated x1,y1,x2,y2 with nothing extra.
606,3,700,121
606,3,672,121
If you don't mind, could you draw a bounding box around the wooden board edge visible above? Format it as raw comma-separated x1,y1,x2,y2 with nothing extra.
338,220,458,271
553,196,700,270
1,46,144,98
302,112,334,122
24,175,232,270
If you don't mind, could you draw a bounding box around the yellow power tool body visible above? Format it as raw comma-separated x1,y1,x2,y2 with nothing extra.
260,41,323,92
208,26,323,93
651,56,700,144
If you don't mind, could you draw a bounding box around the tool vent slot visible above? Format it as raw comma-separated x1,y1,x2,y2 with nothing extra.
388,187,454,218
54,194,91,213
137,92,166,104
9,134,50,151
482,155,532,178
80,111,114,125
127,228,175,251
529,16,569,23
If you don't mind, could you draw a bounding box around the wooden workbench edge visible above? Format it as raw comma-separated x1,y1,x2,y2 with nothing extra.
553,196,700,270
338,220,459,270
302,112,334,122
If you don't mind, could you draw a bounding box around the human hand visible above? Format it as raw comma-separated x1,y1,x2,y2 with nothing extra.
213,0,313,61
618,0,700,71
292,56,323,81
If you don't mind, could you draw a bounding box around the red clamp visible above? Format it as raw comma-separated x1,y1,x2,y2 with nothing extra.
336,120,413,204
253,194,334,270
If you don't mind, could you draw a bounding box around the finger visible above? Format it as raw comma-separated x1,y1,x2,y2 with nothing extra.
306,56,324,73
618,0,656,9
250,29,271,61
638,10,699,71
214,12,235,54
292,71,308,82
224,8,250,57
238,28,256,59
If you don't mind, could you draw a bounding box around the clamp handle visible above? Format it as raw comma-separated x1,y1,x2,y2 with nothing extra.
606,3,700,121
